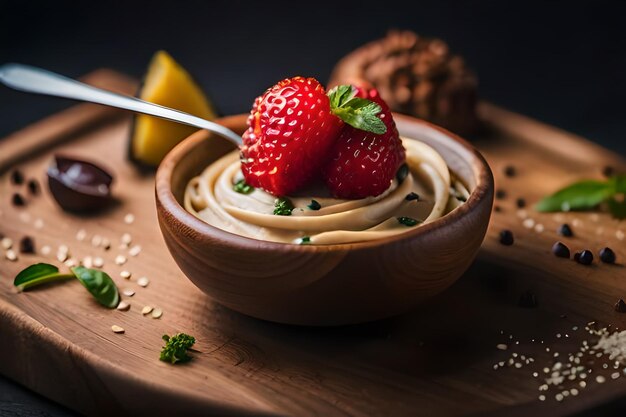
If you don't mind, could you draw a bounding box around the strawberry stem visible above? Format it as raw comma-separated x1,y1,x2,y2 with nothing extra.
327,85,387,135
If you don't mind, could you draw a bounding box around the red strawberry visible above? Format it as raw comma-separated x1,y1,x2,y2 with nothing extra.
240,77,343,196
322,83,406,199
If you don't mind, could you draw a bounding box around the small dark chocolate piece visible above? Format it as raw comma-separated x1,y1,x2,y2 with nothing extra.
519,291,538,308
576,250,593,265
558,223,573,237
19,236,35,254
602,165,614,178
494,205,502,213
499,230,514,246
552,241,570,258
307,200,321,210
615,299,626,313
504,165,516,177
396,163,409,184
405,192,420,201
11,170,24,185
599,247,616,264
47,155,114,212
495,190,507,200
516,198,526,208
12,193,25,206
27,179,39,195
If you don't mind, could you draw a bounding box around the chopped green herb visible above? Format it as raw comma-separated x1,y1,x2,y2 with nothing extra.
274,197,294,216
233,179,254,194
160,333,196,364
535,175,626,219
14,262,119,308
397,216,420,227
299,236,311,245
396,164,409,184
307,199,321,210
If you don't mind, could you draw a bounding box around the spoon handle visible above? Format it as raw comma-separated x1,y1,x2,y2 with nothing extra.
0,63,242,146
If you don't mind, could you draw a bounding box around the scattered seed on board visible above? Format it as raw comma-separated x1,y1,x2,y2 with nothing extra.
496,344,508,350
128,245,141,257
124,213,135,224
93,257,104,268
116,301,130,311
91,235,102,247
111,325,125,334
5,249,17,261
596,375,606,383
76,229,87,241
137,277,149,287
120,270,131,279
534,223,544,233
141,306,153,315
34,218,44,229
123,289,135,297
152,308,163,319
115,255,127,265
41,245,51,255
1,237,13,250
522,218,535,229
82,256,93,268
121,233,132,246
57,251,68,263
64,258,77,268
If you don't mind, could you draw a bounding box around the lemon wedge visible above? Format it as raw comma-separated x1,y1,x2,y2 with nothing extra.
129,50,217,167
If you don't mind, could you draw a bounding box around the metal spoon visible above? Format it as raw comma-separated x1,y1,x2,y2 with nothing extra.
0,63,242,146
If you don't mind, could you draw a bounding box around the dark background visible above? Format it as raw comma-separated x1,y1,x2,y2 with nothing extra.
1,1,625,415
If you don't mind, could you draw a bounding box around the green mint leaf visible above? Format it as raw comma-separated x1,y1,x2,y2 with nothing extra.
274,197,294,216
307,200,321,210
299,236,311,245
71,266,119,308
160,333,196,364
535,180,614,212
397,217,420,227
608,197,626,219
233,179,254,194
13,263,73,291
328,85,387,135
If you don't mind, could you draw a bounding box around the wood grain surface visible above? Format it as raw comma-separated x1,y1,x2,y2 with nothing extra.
0,70,625,417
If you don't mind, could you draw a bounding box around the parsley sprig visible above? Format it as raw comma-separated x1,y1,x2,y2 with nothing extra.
160,333,196,364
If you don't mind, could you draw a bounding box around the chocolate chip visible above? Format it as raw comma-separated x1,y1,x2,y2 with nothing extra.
27,179,39,195
558,223,573,237
499,230,514,246
552,242,570,258
602,166,614,178
519,291,538,308
615,299,626,313
11,170,24,185
494,205,502,213
516,198,526,208
599,247,616,264
576,250,593,265
504,165,516,177
405,192,420,201
19,236,35,254
12,193,25,206
495,190,507,200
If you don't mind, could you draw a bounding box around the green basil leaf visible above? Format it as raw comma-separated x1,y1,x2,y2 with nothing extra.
71,266,119,308
608,197,626,219
14,263,59,286
535,180,613,212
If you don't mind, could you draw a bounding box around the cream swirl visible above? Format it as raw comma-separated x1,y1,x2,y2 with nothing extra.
184,138,468,244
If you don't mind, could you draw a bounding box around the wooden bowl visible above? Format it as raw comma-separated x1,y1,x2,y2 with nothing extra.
156,114,493,326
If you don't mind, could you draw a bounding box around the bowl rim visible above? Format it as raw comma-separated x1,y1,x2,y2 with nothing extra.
155,113,493,252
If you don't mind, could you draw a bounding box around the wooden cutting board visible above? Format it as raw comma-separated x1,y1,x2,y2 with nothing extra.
0,69,624,417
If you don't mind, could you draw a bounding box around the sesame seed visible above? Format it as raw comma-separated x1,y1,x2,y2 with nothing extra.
76,229,87,241
538,395,545,401
41,245,51,255
91,235,102,247
141,306,153,315
56,251,68,262
82,256,93,268
114,255,127,265
151,308,163,319
128,245,141,257
34,218,44,229
611,372,620,380
532,372,538,377
579,381,586,388
5,249,17,261
120,270,131,279
124,213,135,224
121,233,132,245
496,343,508,350
93,257,104,268
534,223,544,233
122,289,135,297
1,237,13,249
522,218,535,229
111,325,125,334
570,388,579,396
137,277,149,288
116,301,130,311
64,258,77,268
596,375,606,383
555,394,563,402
